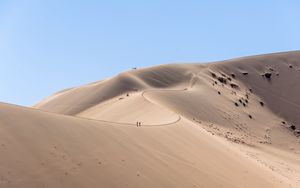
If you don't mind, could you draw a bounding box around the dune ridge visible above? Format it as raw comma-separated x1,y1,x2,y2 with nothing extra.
1,51,300,187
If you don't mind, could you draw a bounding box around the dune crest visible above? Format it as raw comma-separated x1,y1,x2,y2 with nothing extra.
1,51,300,187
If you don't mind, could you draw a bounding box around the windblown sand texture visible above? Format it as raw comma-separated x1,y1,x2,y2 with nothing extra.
1,51,300,188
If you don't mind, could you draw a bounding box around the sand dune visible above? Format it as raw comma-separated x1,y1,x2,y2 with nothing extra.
1,51,300,187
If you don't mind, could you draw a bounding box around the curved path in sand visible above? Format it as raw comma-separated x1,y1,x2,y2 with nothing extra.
83,88,185,126
33,88,187,127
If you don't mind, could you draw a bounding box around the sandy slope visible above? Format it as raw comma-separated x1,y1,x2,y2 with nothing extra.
0,102,291,188
1,51,300,187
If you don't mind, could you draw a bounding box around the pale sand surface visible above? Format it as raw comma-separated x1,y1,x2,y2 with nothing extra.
1,51,300,187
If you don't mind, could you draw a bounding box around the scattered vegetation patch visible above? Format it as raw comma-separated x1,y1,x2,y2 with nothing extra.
248,115,252,119
290,125,296,131
234,102,239,107
211,72,217,78
280,121,299,136
230,83,239,89
217,77,227,84
259,101,264,106
264,72,272,79
237,98,248,107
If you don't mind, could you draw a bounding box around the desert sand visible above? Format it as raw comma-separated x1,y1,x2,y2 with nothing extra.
1,51,300,188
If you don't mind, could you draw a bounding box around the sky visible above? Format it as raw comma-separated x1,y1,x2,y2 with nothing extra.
0,0,300,106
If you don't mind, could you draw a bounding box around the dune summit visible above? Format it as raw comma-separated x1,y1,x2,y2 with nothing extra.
1,51,300,188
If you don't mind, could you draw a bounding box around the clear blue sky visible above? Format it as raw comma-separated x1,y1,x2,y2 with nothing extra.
1,1,299,106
